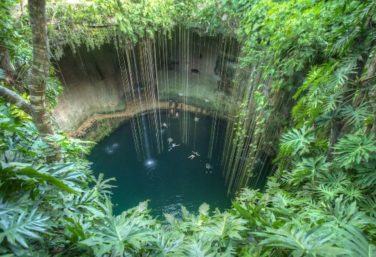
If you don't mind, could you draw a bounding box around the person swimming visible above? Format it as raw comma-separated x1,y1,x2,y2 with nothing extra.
192,151,200,157
205,163,213,174
188,151,200,160
205,163,212,169
167,137,174,144
168,143,180,152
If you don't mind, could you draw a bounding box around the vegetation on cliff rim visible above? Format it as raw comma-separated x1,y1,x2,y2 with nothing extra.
0,0,375,256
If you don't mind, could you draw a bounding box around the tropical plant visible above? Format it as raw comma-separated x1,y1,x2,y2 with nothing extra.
0,0,375,256
280,127,315,156
334,133,376,169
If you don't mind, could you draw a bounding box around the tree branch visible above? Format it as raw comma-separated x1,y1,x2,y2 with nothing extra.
88,24,118,28
359,75,376,84
0,85,33,115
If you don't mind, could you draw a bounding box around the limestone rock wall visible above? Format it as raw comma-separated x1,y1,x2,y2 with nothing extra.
53,45,124,131
53,32,240,131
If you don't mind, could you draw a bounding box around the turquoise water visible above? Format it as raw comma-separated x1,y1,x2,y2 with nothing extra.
89,111,231,217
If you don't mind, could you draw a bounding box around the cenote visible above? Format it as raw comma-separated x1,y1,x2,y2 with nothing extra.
59,29,275,217
2,1,375,256
89,110,232,216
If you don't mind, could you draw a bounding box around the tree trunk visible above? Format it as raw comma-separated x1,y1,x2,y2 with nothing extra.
28,0,61,162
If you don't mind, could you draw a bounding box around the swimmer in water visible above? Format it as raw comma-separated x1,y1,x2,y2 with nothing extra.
192,151,200,157
168,143,180,151
162,122,168,128
188,151,200,160
205,163,213,174
167,137,174,144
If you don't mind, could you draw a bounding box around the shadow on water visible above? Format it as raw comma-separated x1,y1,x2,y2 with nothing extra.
89,111,231,217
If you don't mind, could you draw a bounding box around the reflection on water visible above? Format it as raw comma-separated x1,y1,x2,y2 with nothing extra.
104,143,119,155
144,158,157,171
89,111,231,216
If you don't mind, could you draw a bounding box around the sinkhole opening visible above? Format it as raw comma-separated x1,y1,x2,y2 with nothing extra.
89,111,237,216
56,29,273,216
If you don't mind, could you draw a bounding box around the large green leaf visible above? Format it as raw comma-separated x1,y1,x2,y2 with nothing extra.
0,209,48,248
1,162,77,194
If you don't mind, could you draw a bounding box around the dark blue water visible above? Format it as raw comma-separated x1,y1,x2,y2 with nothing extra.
89,111,231,217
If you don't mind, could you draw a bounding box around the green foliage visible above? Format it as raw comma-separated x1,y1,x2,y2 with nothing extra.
47,0,177,59
340,104,371,127
340,225,376,257
0,162,78,194
0,0,32,70
334,133,376,169
288,156,329,186
81,201,155,256
256,224,345,257
280,126,315,156
0,207,48,248
1,0,375,256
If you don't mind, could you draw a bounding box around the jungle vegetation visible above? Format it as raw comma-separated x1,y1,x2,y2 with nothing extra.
0,0,376,256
